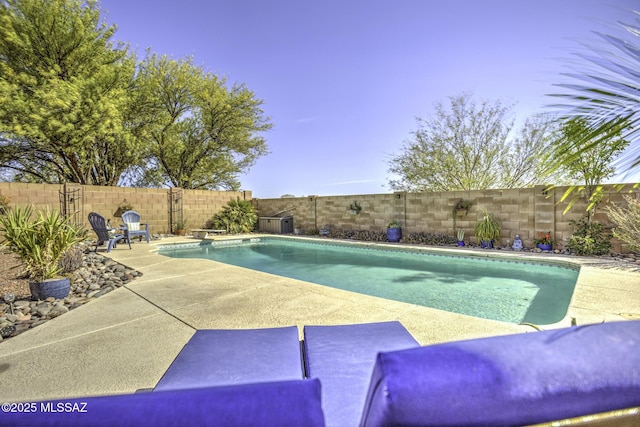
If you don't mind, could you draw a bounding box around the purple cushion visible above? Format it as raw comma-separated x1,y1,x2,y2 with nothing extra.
1,379,325,427
360,321,640,427
304,321,419,427
155,326,303,391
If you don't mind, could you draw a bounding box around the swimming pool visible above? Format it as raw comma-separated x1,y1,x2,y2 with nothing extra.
158,237,580,325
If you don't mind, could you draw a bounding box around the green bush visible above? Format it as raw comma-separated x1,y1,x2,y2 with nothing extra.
566,218,612,256
206,198,257,234
0,205,84,280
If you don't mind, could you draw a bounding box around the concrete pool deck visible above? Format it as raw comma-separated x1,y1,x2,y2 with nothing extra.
0,235,639,403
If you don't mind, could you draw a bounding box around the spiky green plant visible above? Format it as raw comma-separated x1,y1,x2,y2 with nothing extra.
474,210,500,243
0,205,84,281
207,198,257,234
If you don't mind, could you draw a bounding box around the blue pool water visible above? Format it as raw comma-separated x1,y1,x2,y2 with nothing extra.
158,238,580,325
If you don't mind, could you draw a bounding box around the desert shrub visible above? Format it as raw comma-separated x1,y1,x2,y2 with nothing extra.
606,195,640,252
403,232,457,245
206,198,257,233
566,218,612,256
58,244,85,273
329,229,387,241
326,229,458,245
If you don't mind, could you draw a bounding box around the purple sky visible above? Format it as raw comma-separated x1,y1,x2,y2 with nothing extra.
100,0,637,198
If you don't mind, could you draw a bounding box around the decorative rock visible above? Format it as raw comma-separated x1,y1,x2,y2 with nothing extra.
35,304,51,317
0,250,142,342
91,286,114,299
47,305,68,318
15,313,31,322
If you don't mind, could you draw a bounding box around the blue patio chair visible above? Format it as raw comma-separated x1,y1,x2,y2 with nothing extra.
121,210,150,244
88,212,127,253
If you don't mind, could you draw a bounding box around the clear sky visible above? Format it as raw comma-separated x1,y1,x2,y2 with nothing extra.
100,0,637,198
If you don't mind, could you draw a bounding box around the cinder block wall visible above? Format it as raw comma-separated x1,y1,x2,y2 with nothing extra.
0,182,249,234
255,184,640,252
1,181,637,252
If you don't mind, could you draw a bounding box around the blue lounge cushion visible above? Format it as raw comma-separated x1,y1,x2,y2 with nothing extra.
360,320,640,427
304,321,420,427
155,326,303,391
1,379,325,427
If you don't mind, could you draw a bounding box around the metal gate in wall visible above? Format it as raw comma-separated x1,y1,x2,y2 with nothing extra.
59,184,83,225
168,188,183,234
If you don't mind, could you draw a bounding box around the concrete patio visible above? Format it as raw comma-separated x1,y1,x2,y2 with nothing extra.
0,236,638,403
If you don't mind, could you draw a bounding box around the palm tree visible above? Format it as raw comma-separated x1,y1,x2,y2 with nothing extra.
549,9,639,174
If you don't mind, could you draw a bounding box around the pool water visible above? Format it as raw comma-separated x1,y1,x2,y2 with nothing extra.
158,238,579,325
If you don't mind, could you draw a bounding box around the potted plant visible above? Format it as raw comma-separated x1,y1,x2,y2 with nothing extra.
348,201,362,215
0,205,83,300
174,217,188,236
319,225,330,236
456,229,465,246
474,210,500,249
114,199,134,218
453,199,471,216
387,220,402,242
534,231,555,251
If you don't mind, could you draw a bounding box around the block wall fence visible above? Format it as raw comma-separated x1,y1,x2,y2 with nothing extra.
0,182,251,234
0,182,638,252
253,184,640,253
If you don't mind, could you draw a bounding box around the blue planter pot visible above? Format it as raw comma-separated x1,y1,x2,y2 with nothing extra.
536,243,552,251
387,227,402,242
480,240,494,249
29,277,71,300
457,241,465,247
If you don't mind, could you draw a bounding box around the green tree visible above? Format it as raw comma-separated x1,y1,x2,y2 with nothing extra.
550,9,639,175
0,0,141,186
133,54,271,190
554,117,628,219
388,94,559,191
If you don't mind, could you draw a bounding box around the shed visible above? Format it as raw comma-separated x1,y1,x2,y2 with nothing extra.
258,214,294,234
